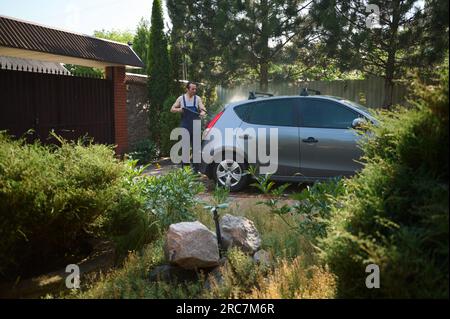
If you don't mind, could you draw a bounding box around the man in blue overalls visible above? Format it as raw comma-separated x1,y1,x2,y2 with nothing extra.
170,82,207,171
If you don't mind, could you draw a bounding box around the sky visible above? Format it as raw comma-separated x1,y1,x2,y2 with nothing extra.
0,0,170,36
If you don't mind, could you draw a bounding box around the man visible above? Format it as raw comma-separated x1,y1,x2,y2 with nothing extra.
170,82,207,171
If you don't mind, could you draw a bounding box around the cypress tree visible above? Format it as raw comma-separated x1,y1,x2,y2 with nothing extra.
147,0,170,151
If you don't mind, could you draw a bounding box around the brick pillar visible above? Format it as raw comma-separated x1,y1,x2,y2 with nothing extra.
106,66,128,155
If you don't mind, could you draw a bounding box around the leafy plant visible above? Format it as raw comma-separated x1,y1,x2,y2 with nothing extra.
247,166,295,229
291,178,345,241
144,167,205,229
128,138,158,165
247,165,275,194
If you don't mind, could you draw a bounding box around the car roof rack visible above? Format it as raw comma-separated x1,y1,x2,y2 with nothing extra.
248,91,274,100
299,88,321,96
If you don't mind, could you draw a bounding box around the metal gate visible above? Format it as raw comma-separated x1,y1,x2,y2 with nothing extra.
0,65,114,145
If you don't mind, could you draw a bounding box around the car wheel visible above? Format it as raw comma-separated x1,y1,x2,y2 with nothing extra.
213,159,249,192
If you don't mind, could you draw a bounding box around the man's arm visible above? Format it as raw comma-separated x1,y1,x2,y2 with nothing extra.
170,97,183,113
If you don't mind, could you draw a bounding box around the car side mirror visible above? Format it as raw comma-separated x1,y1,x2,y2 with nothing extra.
352,117,367,130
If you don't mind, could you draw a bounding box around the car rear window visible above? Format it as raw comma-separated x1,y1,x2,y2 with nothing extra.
234,104,251,122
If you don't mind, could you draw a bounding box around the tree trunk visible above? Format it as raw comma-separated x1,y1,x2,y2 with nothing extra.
383,0,400,109
383,77,394,109
259,0,270,92
259,62,269,92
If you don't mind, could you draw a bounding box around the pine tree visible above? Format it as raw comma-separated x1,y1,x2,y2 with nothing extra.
311,0,449,108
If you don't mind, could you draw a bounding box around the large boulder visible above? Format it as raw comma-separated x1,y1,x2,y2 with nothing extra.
220,214,261,254
164,221,220,269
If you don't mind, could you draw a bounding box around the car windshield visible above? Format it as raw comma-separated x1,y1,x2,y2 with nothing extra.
340,99,374,115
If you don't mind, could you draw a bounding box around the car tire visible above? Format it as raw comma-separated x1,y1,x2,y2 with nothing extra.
212,158,249,192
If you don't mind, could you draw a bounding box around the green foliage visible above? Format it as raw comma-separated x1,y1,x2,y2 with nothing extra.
63,64,104,78
319,63,449,298
291,178,345,241
159,96,181,156
0,134,149,277
247,166,275,194
311,0,449,107
144,167,205,229
209,185,230,208
0,133,206,278
128,138,158,165
167,0,313,90
101,161,160,257
132,18,150,74
147,0,171,150
93,29,134,44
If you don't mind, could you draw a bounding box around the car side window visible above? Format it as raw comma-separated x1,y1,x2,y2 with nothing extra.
245,99,296,127
298,98,358,129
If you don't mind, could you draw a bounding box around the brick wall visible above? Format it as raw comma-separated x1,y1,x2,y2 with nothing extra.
105,66,128,154
125,77,150,149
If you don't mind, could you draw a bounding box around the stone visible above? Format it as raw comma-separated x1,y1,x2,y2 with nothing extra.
164,221,220,269
148,264,200,283
253,249,272,267
220,214,261,254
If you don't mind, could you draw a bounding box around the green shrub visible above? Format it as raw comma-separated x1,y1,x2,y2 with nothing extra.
0,135,162,278
128,138,159,165
319,63,449,298
101,162,161,257
143,167,205,229
159,96,181,157
291,178,345,241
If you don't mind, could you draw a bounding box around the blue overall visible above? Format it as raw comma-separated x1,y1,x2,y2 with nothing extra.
181,94,200,167
181,94,200,146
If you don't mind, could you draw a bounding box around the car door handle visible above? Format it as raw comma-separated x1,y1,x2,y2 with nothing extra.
239,134,252,140
302,137,318,144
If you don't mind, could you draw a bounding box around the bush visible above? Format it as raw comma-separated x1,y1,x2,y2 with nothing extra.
143,167,205,229
0,135,161,278
101,162,160,257
159,96,181,157
319,63,449,298
128,138,158,165
291,178,345,241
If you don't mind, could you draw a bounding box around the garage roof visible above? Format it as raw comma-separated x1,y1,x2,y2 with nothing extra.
0,15,144,68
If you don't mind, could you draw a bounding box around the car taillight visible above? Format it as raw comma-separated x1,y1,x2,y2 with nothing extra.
203,110,224,139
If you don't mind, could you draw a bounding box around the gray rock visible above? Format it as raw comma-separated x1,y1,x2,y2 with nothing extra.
220,214,261,254
253,249,272,267
164,221,220,269
148,264,200,283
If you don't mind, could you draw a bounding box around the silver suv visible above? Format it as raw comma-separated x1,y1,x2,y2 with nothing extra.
199,94,376,191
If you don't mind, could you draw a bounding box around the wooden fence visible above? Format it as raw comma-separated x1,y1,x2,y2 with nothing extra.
216,77,410,108
0,63,114,145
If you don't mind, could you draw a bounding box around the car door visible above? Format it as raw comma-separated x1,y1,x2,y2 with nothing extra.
296,97,363,178
237,98,300,177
